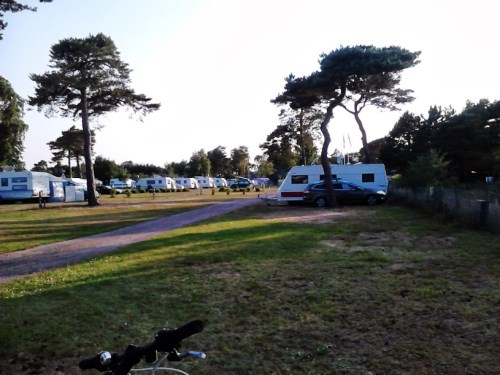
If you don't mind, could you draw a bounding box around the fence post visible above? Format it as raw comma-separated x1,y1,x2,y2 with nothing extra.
477,199,489,229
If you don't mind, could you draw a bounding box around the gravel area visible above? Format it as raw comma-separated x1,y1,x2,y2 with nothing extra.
0,198,259,284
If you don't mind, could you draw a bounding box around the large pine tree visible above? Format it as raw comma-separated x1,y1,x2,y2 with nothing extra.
29,33,160,206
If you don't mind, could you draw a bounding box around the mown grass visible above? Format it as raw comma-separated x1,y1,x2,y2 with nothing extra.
0,203,498,374
0,190,254,254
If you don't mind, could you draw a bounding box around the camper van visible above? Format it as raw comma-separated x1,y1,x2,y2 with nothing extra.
136,176,175,191
0,171,65,203
276,164,388,202
175,177,200,189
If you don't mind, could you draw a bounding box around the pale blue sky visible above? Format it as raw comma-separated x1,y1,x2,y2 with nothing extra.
1,0,499,169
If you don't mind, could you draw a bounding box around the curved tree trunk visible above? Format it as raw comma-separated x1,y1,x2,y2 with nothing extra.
319,87,346,208
320,101,337,208
80,89,99,206
354,112,372,163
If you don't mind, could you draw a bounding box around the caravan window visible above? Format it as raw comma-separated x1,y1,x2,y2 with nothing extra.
146,180,155,185
12,177,27,183
291,175,308,184
362,173,375,183
1,178,8,187
12,184,27,190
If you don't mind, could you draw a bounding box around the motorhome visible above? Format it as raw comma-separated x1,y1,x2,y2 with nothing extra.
0,171,65,203
136,176,175,191
276,164,388,202
195,176,215,188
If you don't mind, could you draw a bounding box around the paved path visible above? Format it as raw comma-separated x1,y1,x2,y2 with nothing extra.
0,198,259,284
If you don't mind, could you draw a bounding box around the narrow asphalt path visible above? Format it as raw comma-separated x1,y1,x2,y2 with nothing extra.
0,198,259,284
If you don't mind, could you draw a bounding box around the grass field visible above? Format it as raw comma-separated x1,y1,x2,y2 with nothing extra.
0,196,498,374
0,190,248,254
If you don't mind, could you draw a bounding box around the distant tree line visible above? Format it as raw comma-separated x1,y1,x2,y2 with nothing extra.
377,99,500,187
32,139,253,185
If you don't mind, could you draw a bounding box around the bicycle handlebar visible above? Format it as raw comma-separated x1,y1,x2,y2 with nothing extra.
79,320,204,374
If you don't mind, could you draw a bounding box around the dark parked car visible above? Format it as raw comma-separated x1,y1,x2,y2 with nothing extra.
96,185,123,195
303,180,386,207
230,177,253,189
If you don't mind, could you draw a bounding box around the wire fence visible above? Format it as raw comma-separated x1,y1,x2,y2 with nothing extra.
389,186,500,234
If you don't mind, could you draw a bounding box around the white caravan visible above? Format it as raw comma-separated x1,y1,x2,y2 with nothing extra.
212,177,228,187
110,178,136,189
175,177,200,189
0,171,65,202
64,177,101,201
136,176,175,191
195,176,215,188
277,164,388,202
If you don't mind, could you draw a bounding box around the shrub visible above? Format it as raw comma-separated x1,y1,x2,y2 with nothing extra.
400,150,456,188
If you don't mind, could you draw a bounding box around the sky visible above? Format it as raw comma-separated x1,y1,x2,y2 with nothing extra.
1,0,499,170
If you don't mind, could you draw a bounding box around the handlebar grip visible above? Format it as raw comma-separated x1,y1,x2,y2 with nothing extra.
113,344,143,375
78,354,105,371
155,320,204,352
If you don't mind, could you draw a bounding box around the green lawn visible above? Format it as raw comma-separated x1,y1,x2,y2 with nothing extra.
0,190,253,254
0,202,498,374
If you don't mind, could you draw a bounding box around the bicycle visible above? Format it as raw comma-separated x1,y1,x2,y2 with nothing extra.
79,320,206,375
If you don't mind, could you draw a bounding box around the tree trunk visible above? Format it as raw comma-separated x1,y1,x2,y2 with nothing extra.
319,86,346,208
299,109,306,165
66,150,72,178
320,101,337,208
80,89,99,206
75,155,82,178
354,111,372,163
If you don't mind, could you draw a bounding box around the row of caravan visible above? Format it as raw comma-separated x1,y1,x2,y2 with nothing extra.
0,171,95,203
109,176,230,191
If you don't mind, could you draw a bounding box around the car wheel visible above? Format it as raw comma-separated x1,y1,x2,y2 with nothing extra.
366,195,378,206
314,196,327,208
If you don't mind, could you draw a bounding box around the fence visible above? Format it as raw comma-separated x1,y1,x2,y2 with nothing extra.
389,186,500,233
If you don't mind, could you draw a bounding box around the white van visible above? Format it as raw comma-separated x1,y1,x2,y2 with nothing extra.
277,164,388,202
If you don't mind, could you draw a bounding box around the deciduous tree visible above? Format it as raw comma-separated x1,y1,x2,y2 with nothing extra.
189,149,211,177
230,146,250,177
207,146,230,177
0,76,28,169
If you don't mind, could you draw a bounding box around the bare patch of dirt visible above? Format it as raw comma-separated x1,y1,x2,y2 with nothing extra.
261,206,375,224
